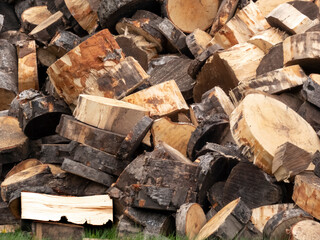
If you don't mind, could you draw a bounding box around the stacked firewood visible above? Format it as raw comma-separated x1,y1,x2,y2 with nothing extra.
1,0,320,239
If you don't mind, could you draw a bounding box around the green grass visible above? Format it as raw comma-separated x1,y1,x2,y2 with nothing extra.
0,229,32,240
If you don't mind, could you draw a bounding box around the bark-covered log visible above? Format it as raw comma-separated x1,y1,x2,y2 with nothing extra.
123,80,189,118
230,93,320,174
302,74,320,109
147,55,195,100
209,0,239,35
56,115,125,155
298,102,320,132
263,208,313,240
37,47,58,68
0,3,20,32
230,65,307,105
162,0,219,33
14,0,48,20
195,198,251,240
116,116,153,161
117,215,142,238
289,219,320,240
207,181,225,212
29,11,65,43
151,117,196,157
0,202,19,224
61,158,115,187
292,171,320,220
40,141,78,164
223,162,283,209
256,43,283,76
186,29,212,58
21,6,52,33
0,39,18,111
5,159,42,179
176,203,206,239
193,43,265,102
17,40,39,92
98,0,160,31
47,29,125,106
0,116,29,165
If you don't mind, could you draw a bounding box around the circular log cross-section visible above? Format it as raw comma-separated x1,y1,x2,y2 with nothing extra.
164,0,219,33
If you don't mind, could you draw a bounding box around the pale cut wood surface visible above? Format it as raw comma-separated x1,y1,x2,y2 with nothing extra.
123,80,189,117
21,192,113,225
290,219,320,240
73,94,148,135
6,159,42,179
21,6,52,32
230,93,320,174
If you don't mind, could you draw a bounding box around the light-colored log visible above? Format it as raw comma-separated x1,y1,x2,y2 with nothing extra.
290,219,320,240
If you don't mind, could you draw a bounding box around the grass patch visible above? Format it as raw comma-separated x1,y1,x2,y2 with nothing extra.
0,229,32,240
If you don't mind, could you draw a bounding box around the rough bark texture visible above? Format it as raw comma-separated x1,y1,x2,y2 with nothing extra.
256,43,283,76
32,222,84,240
302,74,320,109
48,30,81,58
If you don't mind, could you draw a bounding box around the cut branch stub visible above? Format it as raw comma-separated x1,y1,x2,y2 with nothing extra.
230,93,320,174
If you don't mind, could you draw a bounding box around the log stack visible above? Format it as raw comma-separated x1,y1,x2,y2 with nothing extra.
1,0,320,239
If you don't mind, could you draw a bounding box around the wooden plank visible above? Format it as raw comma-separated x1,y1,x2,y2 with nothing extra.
21,192,113,225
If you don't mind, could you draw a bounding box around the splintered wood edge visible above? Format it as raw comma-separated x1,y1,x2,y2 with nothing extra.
29,11,63,35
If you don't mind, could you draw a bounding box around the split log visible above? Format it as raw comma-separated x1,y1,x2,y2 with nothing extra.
283,32,320,73
251,203,294,233
207,181,225,212
162,0,219,33
186,29,212,58
157,18,192,57
37,47,58,67
41,134,70,144
176,203,206,239
212,2,270,49
0,3,20,32
115,34,157,71
40,141,78,164
116,116,153,161
0,202,19,225
14,0,48,20
32,222,84,240
151,117,196,157
74,94,148,136
289,219,320,240
223,162,283,209
263,208,313,240
256,43,283,76
302,74,320,109
124,207,175,237
0,39,18,111
98,0,159,31
10,90,71,139
29,11,65,43
190,87,234,126
193,42,265,102
272,92,304,112
6,159,42,179
117,215,142,238
230,93,320,174
234,222,263,240
187,114,229,160
209,0,239,35
47,30,81,58
0,116,29,164
230,65,308,105
147,55,195,100
292,171,320,219
195,198,251,240
21,192,113,225
21,6,52,33
17,40,38,92
74,144,127,176
248,28,288,53
298,102,320,132
56,115,125,155
47,29,125,106
123,80,189,118
61,158,115,187
272,142,313,182
116,10,164,52
266,2,319,34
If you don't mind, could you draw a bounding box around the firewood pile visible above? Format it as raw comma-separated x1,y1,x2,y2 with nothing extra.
1,0,320,239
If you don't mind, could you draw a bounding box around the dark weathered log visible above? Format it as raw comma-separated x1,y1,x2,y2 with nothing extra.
0,3,20,32
190,87,234,126
272,92,303,112
56,115,125,155
0,202,19,224
40,141,78,164
32,221,84,240
195,198,251,240
207,182,226,212
17,40,39,92
263,208,313,240
176,203,206,239
157,18,192,57
298,101,320,132
187,113,229,160
234,222,263,240
117,215,142,238
209,0,239,35
256,43,283,76
302,74,320,109
10,90,71,140
37,47,58,68
41,134,70,144
186,29,212,58
21,6,52,33
0,116,29,165
148,55,195,100
98,0,159,31
117,116,153,161
223,162,283,209
61,158,115,187
29,11,65,44
0,39,18,111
